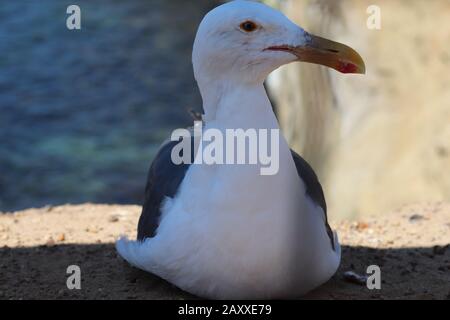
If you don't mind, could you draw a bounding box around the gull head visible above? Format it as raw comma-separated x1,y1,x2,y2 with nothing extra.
192,0,365,86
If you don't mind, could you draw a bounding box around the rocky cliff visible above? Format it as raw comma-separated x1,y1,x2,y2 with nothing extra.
266,0,450,219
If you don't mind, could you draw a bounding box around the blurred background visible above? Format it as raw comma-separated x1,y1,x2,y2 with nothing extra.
0,0,220,211
267,0,450,219
0,0,449,219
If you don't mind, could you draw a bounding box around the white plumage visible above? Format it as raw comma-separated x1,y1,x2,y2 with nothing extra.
117,0,365,299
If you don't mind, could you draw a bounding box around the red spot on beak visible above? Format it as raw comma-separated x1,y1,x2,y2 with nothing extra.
338,61,358,74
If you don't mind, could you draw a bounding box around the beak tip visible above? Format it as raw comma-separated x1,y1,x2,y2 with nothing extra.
337,62,364,74
355,67,366,75
337,58,366,75
358,62,367,75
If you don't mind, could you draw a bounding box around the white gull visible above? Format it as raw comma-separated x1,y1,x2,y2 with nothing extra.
117,0,365,299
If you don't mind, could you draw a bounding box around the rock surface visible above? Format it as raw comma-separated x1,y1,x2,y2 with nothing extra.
1,203,449,299
267,0,450,219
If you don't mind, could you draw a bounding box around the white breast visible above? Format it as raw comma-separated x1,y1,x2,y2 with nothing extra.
116,84,340,299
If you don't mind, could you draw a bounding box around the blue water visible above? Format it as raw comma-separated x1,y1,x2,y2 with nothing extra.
0,0,219,211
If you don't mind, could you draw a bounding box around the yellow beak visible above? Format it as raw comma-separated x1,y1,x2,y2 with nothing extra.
267,32,366,74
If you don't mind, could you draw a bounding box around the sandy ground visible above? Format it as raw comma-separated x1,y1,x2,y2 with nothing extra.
0,203,449,300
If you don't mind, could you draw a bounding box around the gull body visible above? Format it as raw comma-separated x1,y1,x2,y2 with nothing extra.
117,0,364,299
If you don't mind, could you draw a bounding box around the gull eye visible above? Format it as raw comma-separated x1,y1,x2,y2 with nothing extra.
240,21,258,32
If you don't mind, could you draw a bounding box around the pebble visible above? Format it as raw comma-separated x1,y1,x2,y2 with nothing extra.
85,227,98,234
108,215,119,223
409,214,424,222
56,233,65,242
353,221,369,231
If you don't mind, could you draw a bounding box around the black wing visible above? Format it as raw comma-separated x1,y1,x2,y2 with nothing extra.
137,139,192,241
290,149,335,250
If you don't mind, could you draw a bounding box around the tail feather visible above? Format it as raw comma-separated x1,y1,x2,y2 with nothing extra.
116,237,153,272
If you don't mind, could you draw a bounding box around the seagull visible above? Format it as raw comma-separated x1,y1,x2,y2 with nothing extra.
117,0,365,299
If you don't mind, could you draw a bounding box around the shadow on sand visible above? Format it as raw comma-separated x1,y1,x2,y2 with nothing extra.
0,243,448,299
